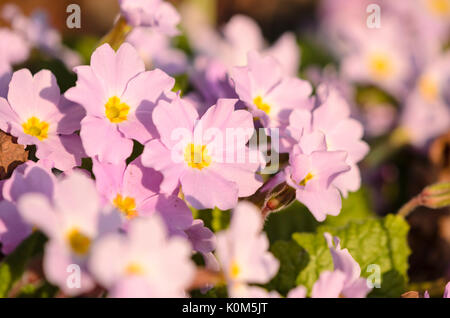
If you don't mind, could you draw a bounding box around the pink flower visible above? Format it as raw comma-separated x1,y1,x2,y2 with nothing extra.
0,201,30,255
0,69,86,171
141,97,264,210
185,219,216,255
285,134,350,221
340,20,412,99
187,14,299,76
2,4,81,69
65,43,175,164
126,27,187,75
311,270,348,298
231,51,313,129
89,215,195,297
400,52,450,148
0,27,30,69
287,86,369,197
189,57,238,115
92,157,193,236
17,172,122,295
324,233,371,298
0,161,55,254
2,161,56,204
119,0,180,36
215,202,279,297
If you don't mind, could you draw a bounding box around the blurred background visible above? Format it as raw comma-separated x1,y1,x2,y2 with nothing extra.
0,0,449,292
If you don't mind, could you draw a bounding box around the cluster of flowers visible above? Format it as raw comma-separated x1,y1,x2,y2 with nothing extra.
319,0,450,146
0,0,448,298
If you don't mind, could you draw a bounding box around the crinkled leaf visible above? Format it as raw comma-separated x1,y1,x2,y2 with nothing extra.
292,214,410,297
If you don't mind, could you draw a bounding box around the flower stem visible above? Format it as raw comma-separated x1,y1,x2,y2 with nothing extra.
99,16,132,51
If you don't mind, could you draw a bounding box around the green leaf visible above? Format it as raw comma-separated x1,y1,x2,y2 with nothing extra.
292,232,333,293
265,241,308,296
292,214,410,297
0,232,46,298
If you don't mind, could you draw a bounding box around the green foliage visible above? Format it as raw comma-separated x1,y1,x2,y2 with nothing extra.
266,241,308,296
292,214,410,297
0,232,46,298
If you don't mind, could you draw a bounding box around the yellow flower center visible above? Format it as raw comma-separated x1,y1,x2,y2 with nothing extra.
66,228,91,256
299,172,314,186
253,96,271,114
125,262,145,276
22,117,49,141
418,75,439,102
113,194,138,219
184,143,212,170
427,0,450,16
230,261,241,279
368,53,392,79
105,96,130,123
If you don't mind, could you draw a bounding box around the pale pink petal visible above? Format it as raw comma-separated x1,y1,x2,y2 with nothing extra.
80,116,133,164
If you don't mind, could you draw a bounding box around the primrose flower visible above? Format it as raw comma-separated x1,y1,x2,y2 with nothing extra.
339,20,412,99
141,97,264,210
285,133,350,221
215,202,279,297
2,4,81,69
185,219,216,255
0,64,11,98
324,233,371,297
92,157,193,236
126,27,187,75
287,271,348,298
119,0,180,36
0,201,30,255
0,27,30,69
287,86,369,197
17,172,122,295
231,51,313,129
65,43,175,164
0,69,86,171
89,215,195,297
189,57,238,115
187,14,299,76
0,162,56,254
400,52,450,147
